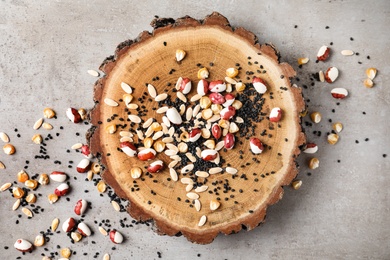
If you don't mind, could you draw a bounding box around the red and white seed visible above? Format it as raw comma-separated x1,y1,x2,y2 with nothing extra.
250,138,264,154
269,107,282,122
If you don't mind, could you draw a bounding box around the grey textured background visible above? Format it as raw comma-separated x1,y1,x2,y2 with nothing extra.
0,0,389,259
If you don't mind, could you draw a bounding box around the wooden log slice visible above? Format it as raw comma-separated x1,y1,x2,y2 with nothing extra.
88,12,306,244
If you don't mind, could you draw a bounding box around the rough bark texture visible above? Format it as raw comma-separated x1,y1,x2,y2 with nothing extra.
88,12,306,244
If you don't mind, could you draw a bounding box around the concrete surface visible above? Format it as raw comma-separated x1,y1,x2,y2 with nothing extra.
0,0,389,259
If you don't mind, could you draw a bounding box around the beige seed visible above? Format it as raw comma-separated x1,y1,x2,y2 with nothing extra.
235,117,244,123
297,57,309,65
71,143,83,149
111,200,120,212
162,116,171,127
232,100,242,110
366,68,377,80
185,153,197,163
153,140,165,152
215,141,225,151
87,69,100,77
169,168,178,181
120,136,133,143
341,50,354,56
71,232,82,242
165,149,178,156
175,49,186,62
186,107,193,121
181,164,194,174
225,167,238,175
25,179,38,190
152,131,164,140
197,67,209,79
200,96,212,109
218,119,229,129
186,183,194,192
128,115,141,124
198,215,207,227
167,127,174,137
180,177,193,185
3,143,15,155
224,76,237,85
195,171,209,178
144,126,154,138
201,128,211,139
0,161,5,169
179,131,189,142
127,103,139,110
166,143,178,152
156,106,168,114
147,84,157,98
155,93,168,102
119,131,133,137
177,91,187,102
33,118,44,130
210,199,221,211
190,94,202,102
235,82,245,92
327,133,339,145
209,167,223,174
207,115,220,123
162,137,174,143
203,139,215,149
97,180,107,193
51,218,59,232
309,157,319,169
186,192,199,200
229,122,239,133
105,124,116,134
319,70,325,82
12,199,20,211
26,193,37,203
87,170,94,181
291,180,302,190
175,77,183,90
92,162,101,174
364,78,374,88
195,185,208,193
103,253,110,260
43,108,56,119
131,167,142,179
0,132,10,143
34,234,45,247
211,104,223,115
32,134,43,144
48,194,59,204
136,130,144,140
310,112,322,123
142,118,154,129
226,83,233,93
104,97,119,107
201,109,213,120
193,104,201,117
42,122,53,130
226,67,239,78
78,108,87,120
194,199,201,212
333,122,343,133
42,256,52,260
17,170,29,182
168,160,179,169
0,182,12,191
99,226,108,236
195,147,202,158
13,187,25,198
22,207,33,217
121,82,132,94
60,247,72,258
143,137,154,148
177,142,188,153
123,94,133,106
38,173,50,185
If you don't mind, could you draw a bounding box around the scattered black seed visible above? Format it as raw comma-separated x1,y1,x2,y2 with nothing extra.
383,154,387,158
294,25,298,28
163,41,167,46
